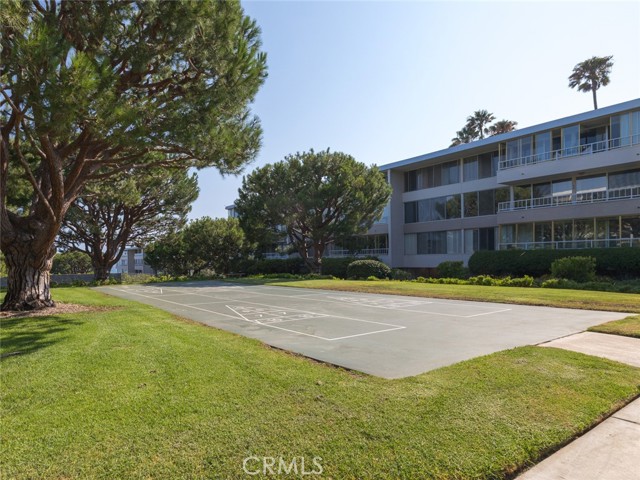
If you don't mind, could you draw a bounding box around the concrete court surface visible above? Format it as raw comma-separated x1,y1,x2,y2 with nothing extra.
98,281,629,378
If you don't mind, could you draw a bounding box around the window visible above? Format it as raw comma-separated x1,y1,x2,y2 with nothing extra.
575,219,594,240
506,140,520,162
404,202,417,223
446,195,461,219
535,222,552,242
478,151,497,178
414,231,461,254
533,182,551,198
404,234,417,255
478,189,495,216
514,185,531,201
427,164,442,188
611,113,631,147
404,171,417,192
494,188,509,212
562,125,579,155
464,192,478,217
609,169,640,189
478,227,496,251
465,228,496,253
441,160,460,186
622,216,640,239
463,156,478,182
500,225,515,245
554,220,573,242
517,223,533,244
576,175,606,201
552,180,572,203
534,131,551,161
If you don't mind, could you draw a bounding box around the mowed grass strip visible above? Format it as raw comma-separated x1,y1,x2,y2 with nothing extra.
1,288,639,479
589,314,640,338
231,278,640,313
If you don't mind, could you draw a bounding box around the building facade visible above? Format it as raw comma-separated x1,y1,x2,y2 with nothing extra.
111,247,154,275
377,99,640,271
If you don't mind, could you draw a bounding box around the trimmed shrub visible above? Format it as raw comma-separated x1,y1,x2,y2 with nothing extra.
436,261,468,279
347,260,391,279
551,256,596,283
321,257,362,278
390,268,413,281
469,248,640,279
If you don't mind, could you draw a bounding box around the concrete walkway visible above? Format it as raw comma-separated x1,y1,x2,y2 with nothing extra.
518,332,640,480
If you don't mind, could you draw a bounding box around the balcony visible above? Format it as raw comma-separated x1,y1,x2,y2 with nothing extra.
498,185,640,212
499,134,640,171
499,238,640,250
325,248,389,258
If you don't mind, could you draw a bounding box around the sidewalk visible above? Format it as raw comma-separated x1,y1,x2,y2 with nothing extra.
517,332,640,480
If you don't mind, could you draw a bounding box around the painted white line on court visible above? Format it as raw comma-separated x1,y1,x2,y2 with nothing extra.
465,308,512,318
104,287,246,322
105,287,406,341
226,305,334,340
242,287,481,318
227,298,406,329
328,326,406,341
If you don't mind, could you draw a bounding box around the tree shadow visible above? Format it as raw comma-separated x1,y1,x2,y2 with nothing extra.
0,315,85,360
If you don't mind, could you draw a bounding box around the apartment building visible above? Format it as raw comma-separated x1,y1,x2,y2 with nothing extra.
111,247,154,275
377,99,640,271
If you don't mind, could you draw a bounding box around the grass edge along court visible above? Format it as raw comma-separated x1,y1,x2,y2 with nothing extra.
1,287,639,479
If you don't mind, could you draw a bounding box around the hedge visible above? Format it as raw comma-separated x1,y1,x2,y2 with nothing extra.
468,248,640,278
233,256,379,278
347,260,391,279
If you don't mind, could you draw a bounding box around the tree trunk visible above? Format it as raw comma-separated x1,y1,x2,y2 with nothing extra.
1,243,55,311
93,262,112,282
592,87,598,110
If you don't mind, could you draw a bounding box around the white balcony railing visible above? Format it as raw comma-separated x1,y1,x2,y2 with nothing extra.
325,248,389,258
499,134,640,170
499,238,640,250
498,185,640,212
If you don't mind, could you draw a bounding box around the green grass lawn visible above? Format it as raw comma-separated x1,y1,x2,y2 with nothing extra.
589,314,640,338
229,278,640,313
1,288,639,479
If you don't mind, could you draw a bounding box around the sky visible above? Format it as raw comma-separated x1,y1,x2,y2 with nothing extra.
189,0,640,220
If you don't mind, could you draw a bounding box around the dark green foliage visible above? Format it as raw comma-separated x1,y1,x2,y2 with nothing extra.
236,149,392,273
51,252,93,274
58,168,199,280
1,0,267,309
347,260,391,279
247,259,305,275
469,249,640,279
145,218,246,276
551,257,597,283
390,268,414,281
436,261,468,279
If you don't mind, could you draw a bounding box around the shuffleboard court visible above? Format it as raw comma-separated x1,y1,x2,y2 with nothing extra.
97,281,628,378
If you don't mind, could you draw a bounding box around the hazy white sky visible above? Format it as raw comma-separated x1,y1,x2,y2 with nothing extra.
189,0,640,220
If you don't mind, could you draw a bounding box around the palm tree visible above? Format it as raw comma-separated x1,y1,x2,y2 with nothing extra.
568,55,614,109
450,126,477,147
466,110,495,140
488,119,518,136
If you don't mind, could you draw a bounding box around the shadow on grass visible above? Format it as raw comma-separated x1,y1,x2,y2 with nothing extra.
0,315,84,359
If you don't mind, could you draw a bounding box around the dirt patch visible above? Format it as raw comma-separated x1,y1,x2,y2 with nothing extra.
0,303,113,320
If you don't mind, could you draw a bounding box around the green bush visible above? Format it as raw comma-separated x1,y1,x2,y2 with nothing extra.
347,260,391,279
551,256,596,283
390,268,413,281
321,258,361,278
469,248,640,279
436,261,468,279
